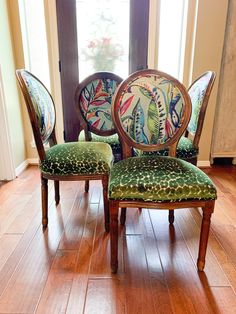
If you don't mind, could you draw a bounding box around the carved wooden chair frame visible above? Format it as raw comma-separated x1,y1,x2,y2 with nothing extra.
109,69,215,273
16,69,110,231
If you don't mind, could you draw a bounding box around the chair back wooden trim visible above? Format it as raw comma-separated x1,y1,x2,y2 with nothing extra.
16,69,57,161
112,69,192,157
75,72,123,137
187,71,216,148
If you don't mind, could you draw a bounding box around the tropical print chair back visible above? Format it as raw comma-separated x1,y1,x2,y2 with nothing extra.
78,73,122,134
187,71,215,135
112,69,191,150
20,70,55,143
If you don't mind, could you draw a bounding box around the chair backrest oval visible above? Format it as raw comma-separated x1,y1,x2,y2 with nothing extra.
187,71,216,137
16,69,56,145
75,72,123,136
112,69,191,152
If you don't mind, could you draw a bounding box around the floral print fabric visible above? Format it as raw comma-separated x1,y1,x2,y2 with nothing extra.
135,136,199,160
21,71,55,143
79,78,119,131
117,74,185,145
188,72,212,135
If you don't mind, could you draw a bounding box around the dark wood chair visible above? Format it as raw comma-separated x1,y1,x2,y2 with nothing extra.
108,69,217,273
136,71,216,165
16,69,113,232
75,72,123,192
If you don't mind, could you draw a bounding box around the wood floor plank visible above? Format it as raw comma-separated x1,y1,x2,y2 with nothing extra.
0,194,77,313
65,203,99,313
84,278,126,314
0,166,236,313
142,209,173,314
0,235,21,271
35,250,78,314
149,210,214,313
175,208,230,286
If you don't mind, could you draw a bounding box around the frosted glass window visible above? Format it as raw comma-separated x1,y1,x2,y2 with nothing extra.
19,0,50,90
76,0,130,80
158,0,188,80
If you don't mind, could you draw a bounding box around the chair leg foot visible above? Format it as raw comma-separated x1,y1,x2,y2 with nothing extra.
111,262,118,274
41,176,48,228
54,180,60,205
102,176,109,232
197,259,205,271
169,210,174,224
110,200,119,273
85,180,89,192
197,201,214,271
120,208,126,225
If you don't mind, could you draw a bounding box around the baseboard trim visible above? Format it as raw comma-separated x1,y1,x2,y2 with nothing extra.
15,160,28,177
27,158,39,165
15,158,39,176
197,160,211,168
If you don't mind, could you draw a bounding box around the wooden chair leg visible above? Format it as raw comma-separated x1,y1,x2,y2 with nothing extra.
102,176,109,232
169,210,174,224
41,176,48,229
197,201,214,271
110,200,119,273
85,180,89,192
54,180,60,205
120,208,126,225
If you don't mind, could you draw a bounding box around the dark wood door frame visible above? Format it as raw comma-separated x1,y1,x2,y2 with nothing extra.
56,0,149,141
56,0,80,141
129,0,149,73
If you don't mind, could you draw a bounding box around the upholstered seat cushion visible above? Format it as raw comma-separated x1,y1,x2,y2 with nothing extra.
79,131,122,161
135,137,198,160
109,156,216,202
40,142,113,176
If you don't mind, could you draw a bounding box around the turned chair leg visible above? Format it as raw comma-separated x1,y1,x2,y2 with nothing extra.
120,208,126,225
197,202,214,271
54,180,60,205
102,176,110,232
110,200,119,273
41,176,48,229
169,210,174,224
85,180,89,192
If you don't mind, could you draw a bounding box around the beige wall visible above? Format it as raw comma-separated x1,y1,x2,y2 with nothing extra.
8,0,38,161
0,0,26,168
4,0,229,165
191,0,228,163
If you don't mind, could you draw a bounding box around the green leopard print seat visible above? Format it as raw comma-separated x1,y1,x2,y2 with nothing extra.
135,136,198,160
79,130,121,162
109,156,216,202
40,142,113,176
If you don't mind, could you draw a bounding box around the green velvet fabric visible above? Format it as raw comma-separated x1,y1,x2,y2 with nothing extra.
109,156,216,202
135,136,198,160
79,131,122,162
40,142,113,176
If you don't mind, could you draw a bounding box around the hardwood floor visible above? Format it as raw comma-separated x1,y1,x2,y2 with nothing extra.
0,165,236,313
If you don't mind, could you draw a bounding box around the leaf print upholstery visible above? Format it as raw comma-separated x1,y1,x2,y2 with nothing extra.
79,77,120,132
188,71,213,135
116,74,186,146
20,71,55,143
